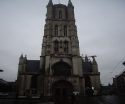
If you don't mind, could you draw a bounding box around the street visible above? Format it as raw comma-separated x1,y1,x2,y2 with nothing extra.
0,95,125,104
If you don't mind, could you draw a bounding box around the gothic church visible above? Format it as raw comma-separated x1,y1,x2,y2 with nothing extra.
17,0,100,97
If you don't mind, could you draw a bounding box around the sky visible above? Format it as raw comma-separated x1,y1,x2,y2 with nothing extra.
0,0,125,85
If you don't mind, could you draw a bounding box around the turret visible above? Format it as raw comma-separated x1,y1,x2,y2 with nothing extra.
48,0,53,6
19,54,24,65
18,54,26,74
24,55,27,64
68,0,74,7
46,0,53,19
85,55,89,62
67,0,74,20
18,54,24,74
83,55,93,72
92,56,98,73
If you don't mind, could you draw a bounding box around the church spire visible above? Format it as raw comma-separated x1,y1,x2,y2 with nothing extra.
47,0,53,6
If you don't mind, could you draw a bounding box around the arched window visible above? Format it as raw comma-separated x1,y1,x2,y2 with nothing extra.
52,61,71,76
60,41,63,48
59,10,62,19
55,25,58,36
54,40,59,53
64,41,68,53
31,76,37,89
30,76,37,95
64,25,67,36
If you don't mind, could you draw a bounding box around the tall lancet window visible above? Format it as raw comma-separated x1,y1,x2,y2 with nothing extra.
59,10,62,19
54,40,59,53
64,41,68,53
31,76,37,89
64,25,67,36
60,41,63,48
55,25,58,36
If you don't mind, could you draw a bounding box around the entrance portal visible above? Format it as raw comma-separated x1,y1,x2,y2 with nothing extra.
84,76,93,96
52,80,73,103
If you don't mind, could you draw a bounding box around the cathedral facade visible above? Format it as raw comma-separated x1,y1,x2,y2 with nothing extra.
17,0,100,97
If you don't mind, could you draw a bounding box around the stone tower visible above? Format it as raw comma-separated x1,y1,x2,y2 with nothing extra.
39,0,84,96
17,0,100,97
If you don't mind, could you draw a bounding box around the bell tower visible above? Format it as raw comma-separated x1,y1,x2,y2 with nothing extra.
41,0,80,57
39,0,84,96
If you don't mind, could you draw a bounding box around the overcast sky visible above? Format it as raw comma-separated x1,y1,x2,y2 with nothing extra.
0,0,125,85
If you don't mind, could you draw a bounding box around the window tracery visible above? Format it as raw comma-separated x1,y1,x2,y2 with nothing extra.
54,40,59,53
55,25,58,36
59,10,62,19
64,41,68,53
64,25,67,36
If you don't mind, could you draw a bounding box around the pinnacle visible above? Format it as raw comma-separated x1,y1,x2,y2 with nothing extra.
20,54,23,58
48,0,53,6
68,0,73,7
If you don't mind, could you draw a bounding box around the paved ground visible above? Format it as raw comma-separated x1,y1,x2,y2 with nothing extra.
0,95,125,104
79,95,125,104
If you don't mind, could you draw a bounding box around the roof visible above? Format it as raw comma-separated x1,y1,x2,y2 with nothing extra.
115,70,125,79
82,61,92,72
26,60,40,73
54,4,67,8
0,79,8,85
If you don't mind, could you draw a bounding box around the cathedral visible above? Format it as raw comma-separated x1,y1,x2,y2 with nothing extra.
17,0,100,97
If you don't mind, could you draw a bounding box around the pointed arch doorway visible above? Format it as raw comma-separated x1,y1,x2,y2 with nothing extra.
85,76,91,88
52,80,73,103
84,76,93,96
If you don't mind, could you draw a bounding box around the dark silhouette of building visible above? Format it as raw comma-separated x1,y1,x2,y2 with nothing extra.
17,0,101,98
0,79,16,97
113,71,125,95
